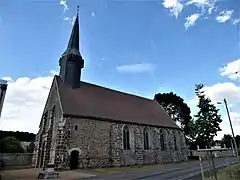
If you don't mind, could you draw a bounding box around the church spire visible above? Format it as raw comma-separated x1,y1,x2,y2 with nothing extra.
62,8,81,57
59,5,84,88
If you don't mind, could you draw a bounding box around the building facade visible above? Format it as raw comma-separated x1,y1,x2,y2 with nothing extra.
32,13,188,170
0,79,8,118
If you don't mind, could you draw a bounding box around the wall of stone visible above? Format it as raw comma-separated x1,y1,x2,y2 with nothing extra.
32,79,62,168
65,118,188,169
65,118,111,169
1,153,33,167
111,123,188,166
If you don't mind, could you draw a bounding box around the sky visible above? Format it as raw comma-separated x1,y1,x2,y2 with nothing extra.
0,0,240,140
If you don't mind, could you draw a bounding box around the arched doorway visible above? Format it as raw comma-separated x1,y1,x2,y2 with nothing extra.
70,150,79,170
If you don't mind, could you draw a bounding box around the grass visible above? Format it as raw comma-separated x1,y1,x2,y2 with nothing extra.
91,163,164,175
205,163,240,180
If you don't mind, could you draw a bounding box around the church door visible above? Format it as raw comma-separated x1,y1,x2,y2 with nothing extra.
70,150,79,170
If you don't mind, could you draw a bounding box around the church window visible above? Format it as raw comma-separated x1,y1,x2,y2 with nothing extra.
174,133,178,150
74,125,78,131
160,130,165,151
143,127,150,150
123,125,130,150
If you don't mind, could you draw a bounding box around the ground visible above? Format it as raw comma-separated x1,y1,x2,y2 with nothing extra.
0,157,238,180
0,168,95,180
204,163,240,180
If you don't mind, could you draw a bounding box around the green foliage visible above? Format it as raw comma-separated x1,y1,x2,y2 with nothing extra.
0,136,24,153
205,164,240,180
221,134,233,148
0,130,35,142
236,135,240,148
154,92,192,136
26,141,35,153
194,84,222,148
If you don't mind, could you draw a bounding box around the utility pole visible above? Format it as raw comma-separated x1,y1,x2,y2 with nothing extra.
223,98,239,163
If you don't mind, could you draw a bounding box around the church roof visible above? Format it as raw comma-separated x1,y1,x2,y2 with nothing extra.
55,76,180,129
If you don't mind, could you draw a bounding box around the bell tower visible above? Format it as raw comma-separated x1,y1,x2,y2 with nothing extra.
59,8,84,88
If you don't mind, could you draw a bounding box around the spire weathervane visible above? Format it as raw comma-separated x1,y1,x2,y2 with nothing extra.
77,5,80,15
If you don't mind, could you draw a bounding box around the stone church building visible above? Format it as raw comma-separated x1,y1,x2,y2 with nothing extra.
32,13,188,169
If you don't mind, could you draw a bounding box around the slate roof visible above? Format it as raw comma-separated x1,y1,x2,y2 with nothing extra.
55,76,180,129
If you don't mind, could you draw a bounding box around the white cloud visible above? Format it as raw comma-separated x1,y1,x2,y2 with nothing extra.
220,59,240,81
216,10,234,23
64,16,76,25
162,0,237,28
60,0,69,12
116,63,155,73
233,19,240,25
0,75,53,133
185,13,201,29
162,0,184,18
92,12,95,17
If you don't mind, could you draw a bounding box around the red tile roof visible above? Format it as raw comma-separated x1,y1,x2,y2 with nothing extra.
55,76,179,129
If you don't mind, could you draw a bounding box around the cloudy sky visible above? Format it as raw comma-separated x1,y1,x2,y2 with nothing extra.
0,0,240,140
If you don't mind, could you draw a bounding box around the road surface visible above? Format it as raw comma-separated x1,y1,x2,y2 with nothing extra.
87,157,237,180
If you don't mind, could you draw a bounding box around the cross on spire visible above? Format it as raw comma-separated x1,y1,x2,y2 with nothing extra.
77,5,80,15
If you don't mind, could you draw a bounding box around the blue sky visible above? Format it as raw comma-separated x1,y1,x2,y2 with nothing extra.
0,0,240,136
0,0,239,98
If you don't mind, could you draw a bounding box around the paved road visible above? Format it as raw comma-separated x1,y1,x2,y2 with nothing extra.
86,157,238,180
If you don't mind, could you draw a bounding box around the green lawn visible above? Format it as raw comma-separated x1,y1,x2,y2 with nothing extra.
205,163,240,180
92,163,164,174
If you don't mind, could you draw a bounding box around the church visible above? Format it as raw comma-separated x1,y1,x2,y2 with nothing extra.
32,12,188,170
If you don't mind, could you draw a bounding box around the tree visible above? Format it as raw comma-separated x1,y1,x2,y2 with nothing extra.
236,135,240,148
154,92,192,137
194,84,223,148
222,134,233,148
26,141,35,153
0,136,24,153
0,130,36,142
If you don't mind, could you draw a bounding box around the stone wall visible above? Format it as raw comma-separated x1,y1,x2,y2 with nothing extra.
1,153,33,167
65,118,188,169
33,105,188,169
32,80,62,168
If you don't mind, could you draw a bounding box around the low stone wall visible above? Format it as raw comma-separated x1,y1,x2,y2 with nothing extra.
0,153,34,167
189,150,234,158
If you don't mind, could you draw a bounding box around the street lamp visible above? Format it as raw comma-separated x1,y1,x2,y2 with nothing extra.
217,98,239,163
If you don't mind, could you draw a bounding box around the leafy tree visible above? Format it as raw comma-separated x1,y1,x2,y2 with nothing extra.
0,130,36,142
26,141,35,153
154,92,192,137
221,134,233,148
0,136,24,153
194,84,222,148
236,135,240,148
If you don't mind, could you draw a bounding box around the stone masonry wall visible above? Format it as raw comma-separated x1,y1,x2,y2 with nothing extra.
69,118,111,168
32,80,62,168
65,118,188,169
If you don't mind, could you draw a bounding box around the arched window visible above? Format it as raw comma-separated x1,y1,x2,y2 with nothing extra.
160,130,165,151
174,134,177,150
143,127,150,150
123,126,130,150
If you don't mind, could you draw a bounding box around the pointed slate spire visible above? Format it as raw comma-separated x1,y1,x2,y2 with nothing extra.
59,5,84,88
62,8,81,56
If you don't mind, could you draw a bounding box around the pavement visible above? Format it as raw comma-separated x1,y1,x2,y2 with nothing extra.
85,157,238,180
0,157,237,180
